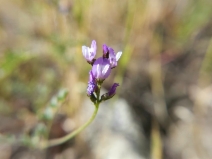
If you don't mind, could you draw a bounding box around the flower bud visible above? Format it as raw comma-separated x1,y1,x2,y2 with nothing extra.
87,71,97,96
103,44,109,58
101,83,119,101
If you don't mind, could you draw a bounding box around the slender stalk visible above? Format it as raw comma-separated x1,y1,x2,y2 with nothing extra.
150,118,162,159
96,83,101,103
41,102,99,149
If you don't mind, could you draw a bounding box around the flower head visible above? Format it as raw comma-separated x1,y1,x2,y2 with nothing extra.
82,40,97,63
92,57,111,81
83,40,122,103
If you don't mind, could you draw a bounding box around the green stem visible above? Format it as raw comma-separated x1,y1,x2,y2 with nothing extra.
96,82,101,103
41,102,99,149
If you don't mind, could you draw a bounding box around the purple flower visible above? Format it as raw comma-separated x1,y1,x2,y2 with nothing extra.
108,47,122,68
108,83,119,96
82,40,97,63
100,83,119,101
83,41,122,102
92,57,111,81
87,71,97,95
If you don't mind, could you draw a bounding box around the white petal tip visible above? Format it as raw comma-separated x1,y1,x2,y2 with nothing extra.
116,52,122,61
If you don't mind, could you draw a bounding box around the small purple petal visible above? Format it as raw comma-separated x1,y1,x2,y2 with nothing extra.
92,57,111,81
108,47,122,68
103,44,109,56
108,83,119,96
89,71,95,83
108,47,115,55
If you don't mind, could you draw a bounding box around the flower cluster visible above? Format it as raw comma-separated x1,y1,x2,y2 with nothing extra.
82,40,122,103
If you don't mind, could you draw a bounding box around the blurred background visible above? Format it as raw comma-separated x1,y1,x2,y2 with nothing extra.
1,0,212,158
